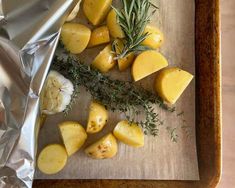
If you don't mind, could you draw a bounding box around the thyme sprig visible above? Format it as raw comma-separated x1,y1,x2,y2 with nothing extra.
52,52,175,136
112,0,157,59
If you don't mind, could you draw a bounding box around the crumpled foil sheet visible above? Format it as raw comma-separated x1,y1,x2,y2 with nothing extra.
0,1,77,187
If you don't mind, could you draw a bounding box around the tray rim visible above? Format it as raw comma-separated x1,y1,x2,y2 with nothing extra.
33,0,221,187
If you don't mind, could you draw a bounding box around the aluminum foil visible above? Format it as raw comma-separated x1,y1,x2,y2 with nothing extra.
0,0,78,187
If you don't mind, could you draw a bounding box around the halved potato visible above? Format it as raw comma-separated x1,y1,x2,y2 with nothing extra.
85,133,117,159
88,26,110,48
114,39,135,71
113,120,144,147
91,44,116,73
142,25,164,49
132,51,168,82
59,121,87,156
155,67,194,104
37,144,67,175
66,1,81,22
61,23,91,54
87,102,108,134
107,9,125,38
83,0,112,26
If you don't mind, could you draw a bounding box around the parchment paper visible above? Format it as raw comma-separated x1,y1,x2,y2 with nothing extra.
35,0,199,180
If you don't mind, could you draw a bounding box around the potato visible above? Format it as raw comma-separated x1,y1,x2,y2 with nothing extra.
142,25,164,49
88,26,110,48
85,133,117,159
66,1,81,22
37,144,67,175
91,44,116,73
113,120,144,147
83,0,112,26
114,39,135,71
61,23,91,54
87,102,108,134
132,51,168,81
155,67,194,104
107,9,125,38
59,121,87,156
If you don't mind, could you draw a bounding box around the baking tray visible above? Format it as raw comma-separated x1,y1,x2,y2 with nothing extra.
33,0,221,187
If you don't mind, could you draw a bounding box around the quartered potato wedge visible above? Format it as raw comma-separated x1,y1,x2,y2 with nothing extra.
85,133,117,159
113,120,144,147
155,67,194,104
87,102,108,134
132,51,168,81
59,121,87,156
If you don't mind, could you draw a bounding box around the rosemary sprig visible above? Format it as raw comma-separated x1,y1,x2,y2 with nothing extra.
112,0,157,59
52,52,174,136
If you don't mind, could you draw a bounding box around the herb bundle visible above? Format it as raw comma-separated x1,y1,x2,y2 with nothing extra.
52,52,175,136
112,0,157,59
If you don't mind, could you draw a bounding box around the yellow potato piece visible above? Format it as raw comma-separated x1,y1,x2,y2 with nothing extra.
59,121,87,156
155,67,194,104
87,102,108,134
107,9,125,38
132,51,168,82
91,44,116,73
83,0,112,26
114,39,135,71
61,23,91,54
142,25,164,49
85,133,117,159
37,144,67,175
88,26,110,48
113,120,144,147
66,1,81,22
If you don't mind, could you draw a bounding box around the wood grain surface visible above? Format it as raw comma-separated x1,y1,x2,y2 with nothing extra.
218,0,235,188
34,0,221,187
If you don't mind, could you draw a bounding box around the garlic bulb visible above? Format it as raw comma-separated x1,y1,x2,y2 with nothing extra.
40,70,74,115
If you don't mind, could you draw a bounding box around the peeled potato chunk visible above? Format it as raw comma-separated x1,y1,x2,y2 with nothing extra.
88,26,110,48
91,44,116,73
85,133,117,159
83,0,112,26
132,51,168,82
114,39,135,71
155,67,194,104
61,23,91,54
87,102,108,134
59,121,87,156
142,25,164,49
113,120,144,147
107,9,125,38
37,144,67,175
66,1,81,22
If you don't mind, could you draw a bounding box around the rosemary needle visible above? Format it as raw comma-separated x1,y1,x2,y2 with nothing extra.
112,0,157,59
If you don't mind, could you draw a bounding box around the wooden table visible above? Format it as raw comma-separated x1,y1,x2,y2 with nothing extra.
219,0,235,187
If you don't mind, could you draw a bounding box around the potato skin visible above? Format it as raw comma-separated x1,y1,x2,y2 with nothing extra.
85,133,118,159
83,0,112,26
155,67,194,104
131,51,168,82
113,120,144,147
91,44,116,73
88,26,110,48
87,102,108,134
61,23,91,54
107,9,125,38
37,144,67,175
142,25,164,49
